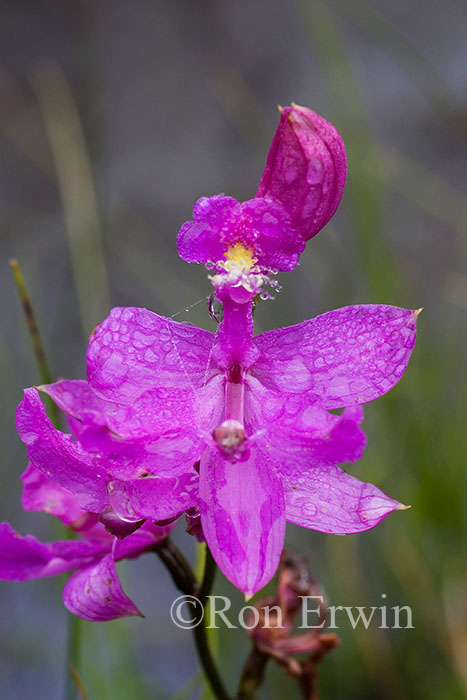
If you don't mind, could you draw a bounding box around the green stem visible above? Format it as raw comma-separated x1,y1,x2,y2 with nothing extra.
155,540,231,700
65,615,87,700
9,258,60,427
198,546,217,605
10,258,83,699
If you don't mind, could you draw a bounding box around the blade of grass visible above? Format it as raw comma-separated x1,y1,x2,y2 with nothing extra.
195,544,219,700
294,0,403,302
32,63,110,338
9,259,59,426
9,258,85,700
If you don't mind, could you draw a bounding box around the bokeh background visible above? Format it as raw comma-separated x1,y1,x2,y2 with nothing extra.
1,1,466,699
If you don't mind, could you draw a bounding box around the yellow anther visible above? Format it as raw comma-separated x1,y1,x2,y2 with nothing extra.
223,242,257,273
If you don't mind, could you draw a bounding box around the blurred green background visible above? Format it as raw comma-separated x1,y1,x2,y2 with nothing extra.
0,1,466,699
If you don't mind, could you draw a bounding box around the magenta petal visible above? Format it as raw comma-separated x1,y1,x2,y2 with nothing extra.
245,378,366,470
87,307,216,404
0,523,107,581
41,379,203,445
199,446,285,596
252,305,419,408
256,104,347,241
284,466,406,534
275,408,366,473
177,195,237,263
177,195,305,272
16,389,108,512
21,464,84,526
62,553,142,621
114,523,173,559
107,470,199,521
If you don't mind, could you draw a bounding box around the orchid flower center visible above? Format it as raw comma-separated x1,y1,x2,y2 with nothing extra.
222,242,257,275
211,241,264,298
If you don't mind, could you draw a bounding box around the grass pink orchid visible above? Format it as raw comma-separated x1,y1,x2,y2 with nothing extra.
2,104,419,604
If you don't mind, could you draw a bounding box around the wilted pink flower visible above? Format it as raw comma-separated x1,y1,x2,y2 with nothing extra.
244,550,339,688
1,104,419,604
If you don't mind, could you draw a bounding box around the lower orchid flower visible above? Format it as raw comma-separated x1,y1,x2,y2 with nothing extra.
0,464,172,620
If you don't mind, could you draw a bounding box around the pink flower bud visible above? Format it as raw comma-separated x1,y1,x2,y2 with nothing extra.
256,103,347,241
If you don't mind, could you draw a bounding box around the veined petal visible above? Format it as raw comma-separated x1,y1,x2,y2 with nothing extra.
284,466,406,534
252,305,419,409
256,104,347,241
199,446,285,597
0,523,108,581
245,377,366,469
107,470,199,522
21,463,84,527
87,307,216,404
40,379,204,442
62,553,142,621
16,389,108,513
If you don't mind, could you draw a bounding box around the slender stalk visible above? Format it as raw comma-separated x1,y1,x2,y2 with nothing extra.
9,259,60,427
67,613,87,700
198,546,217,605
237,647,269,700
193,614,229,700
155,540,231,700
10,258,83,699
155,538,197,595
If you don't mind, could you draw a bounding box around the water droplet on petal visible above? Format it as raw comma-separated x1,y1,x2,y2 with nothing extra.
207,292,224,324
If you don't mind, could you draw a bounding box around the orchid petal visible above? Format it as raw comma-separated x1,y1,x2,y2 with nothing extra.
107,470,198,522
199,446,285,596
89,374,224,479
62,553,142,621
177,195,305,271
87,307,216,403
40,379,204,442
21,463,84,527
252,305,419,409
245,377,366,469
0,523,107,581
16,389,108,512
284,466,406,534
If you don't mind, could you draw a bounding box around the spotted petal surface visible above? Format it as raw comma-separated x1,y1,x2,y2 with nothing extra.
252,305,418,408
244,376,366,470
284,465,406,534
62,553,142,621
107,471,199,522
41,379,201,441
87,307,216,403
